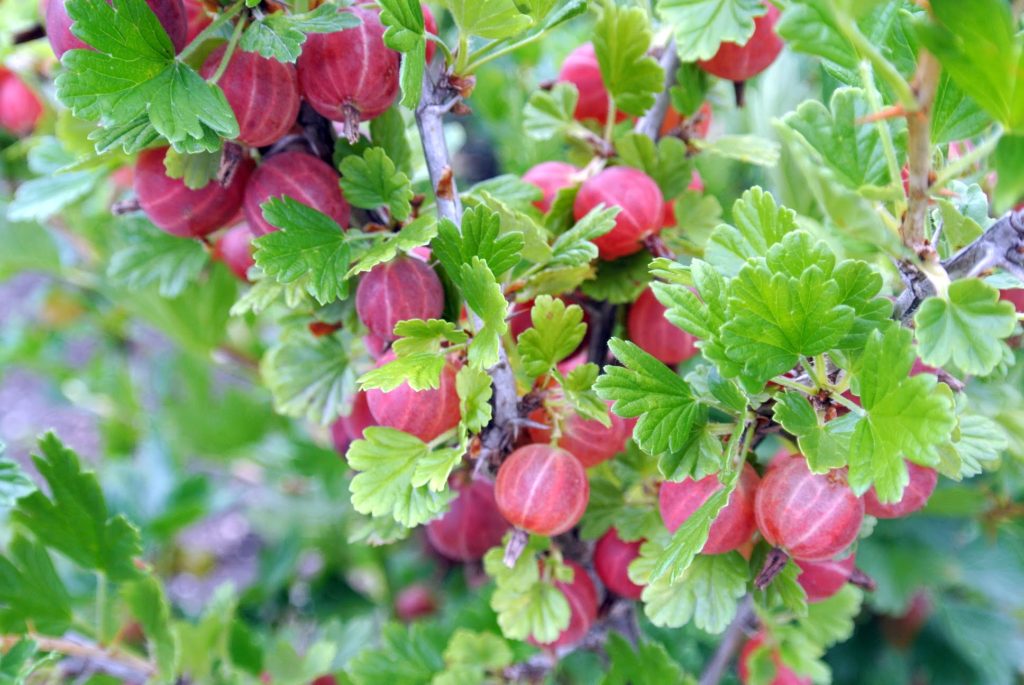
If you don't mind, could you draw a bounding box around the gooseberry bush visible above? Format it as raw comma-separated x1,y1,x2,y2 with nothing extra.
1,0,1023,683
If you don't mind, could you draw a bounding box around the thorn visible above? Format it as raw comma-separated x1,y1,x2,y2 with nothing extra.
857,104,907,124
503,528,529,568
436,166,456,200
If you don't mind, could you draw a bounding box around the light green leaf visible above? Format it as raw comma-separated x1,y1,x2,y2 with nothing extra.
634,549,749,633
108,219,210,297
705,186,797,278
517,295,587,378
483,545,571,643
241,4,361,62
261,334,352,425
773,393,857,472
456,366,492,433
524,83,579,140
658,0,766,62
347,216,437,277
593,4,664,116
695,135,780,167
460,258,509,369
445,0,532,40
339,147,414,221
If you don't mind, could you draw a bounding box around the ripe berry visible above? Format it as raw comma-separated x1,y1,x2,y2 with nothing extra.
394,584,437,622
863,461,938,519
739,632,811,685
422,3,437,64
698,3,783,82
45,0,187,58
0,69,43,136
330,390,375,455
557,43,626,126
573,167,664,259
593,528,644,599
999,288,1024,314
881,590,932,650
527,402,634,468
200,47,300,148
426,477,510,562
660,101,713,139
182,0,210,43
659,462,760,555
522,162,580,213
355,256,445,342
627,286,699,365
135,146,253,238
495,444,589,536
661,171,705,228
297,6,400,140
242,151,351,236
213,223,255,281
365,352,461,442
755,457,864,562
531,560,598,649
795,554,854,603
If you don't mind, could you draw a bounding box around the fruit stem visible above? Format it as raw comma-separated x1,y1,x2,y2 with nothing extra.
697,594,756,685
177,0,245,62
836,15,916,110
503,528,529,568
770,375,817,396
209,15,247,85
464,32,547,74
754,548,789,590
848,567,878,592
859,61,904,214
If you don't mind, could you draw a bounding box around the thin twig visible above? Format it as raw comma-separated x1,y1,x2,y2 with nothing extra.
698,595,756,685
634,40,679,141
899,50,941,253
1,633,154,682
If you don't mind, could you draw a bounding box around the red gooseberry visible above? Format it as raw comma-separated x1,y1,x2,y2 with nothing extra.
557,43,627,126
242,151,351,236
355,256,445,342
0,69,44,136
494,444,589,536
426,477,510,562
213,223,255,281
627,286,699,366
863,461,938,519
364,352,461,442
739,632,811,685
593,528,644,600
573,167,664,260
522,161,580,213
394,584,437,622
795,554,855,603
659,462,760,554
527,402,634,469
530,560,599,649
698,2,783,82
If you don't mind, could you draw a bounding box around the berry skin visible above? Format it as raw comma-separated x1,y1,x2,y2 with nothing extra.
200,47,300,148
522,161,580,213
426,478,510,562
659,101,713,139
213,223,255,281
754,457,864,562
659,462,760,555
627,286,699,366
45,0,187,58
297,6,400,137
394,584,437,622
135,147,253,238
593,528,644,599
422,3,437,64
698,2,783,82
494,444,589,536
355,256,445,342
863,461,938,519
795,554,855,603
530,561,599,649
365,352,461,442
999,288,1024,314
330,390,376,455
573,167,664,260
527,402,634,469
557,43,627,126
0,70,43,135
739,632,811,685
242,151,351,236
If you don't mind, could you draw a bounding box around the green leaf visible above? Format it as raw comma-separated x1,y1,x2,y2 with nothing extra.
13,434,141,581
780,87,906,190
523,82,579,140
241,4,361,62
483,545,571,643
756,557,808,618
456,366,493,434
914,279,1017,376
348,427,457,527
359,351,447,392
261,334,352,425
162,148,219,190
658,0,766,62
580,251,652,305
773,393,857,472
635,549,749,633
593,3,664,116
460,258,509,369
563,363,611,424
379,0,426,107
549,205,618,268
993,134,1024,213
658,425,724,482
723,233,855,384
938,405,1008,480
339,147,414,221
848,325,956,501
695,135,780,167
0,210,61,280
616,134,694,199
705,186,797,278
442,629,513,672
596,339,707,455
464,190,552,264
6,167,106,222
603,634,690,685
517,295,587,378
123,575,177,681
791,585,862,647
445,0,532,40
651,483,733,585
915,0,1023,133
108,219,210,297
931,73,992,145
0,536,73,635
432,207,524,282
349,623,446,685
0,453,34,510
57,0,238,153
253,197,351,306
347,216,438,277
391,319,470,356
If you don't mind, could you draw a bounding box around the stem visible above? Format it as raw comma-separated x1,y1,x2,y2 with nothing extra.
0,634,153,681
465,32,546,73
859,61,903,207
634,40,680,140
209,15,246,84
697,595,756,685
830,391,865,416
602,92,617,143
932,127,1002,192
177,0,244,61
770,375,818,395
900,51,941,252
839,20,916,110
755,548,790,589
95,572,108,645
